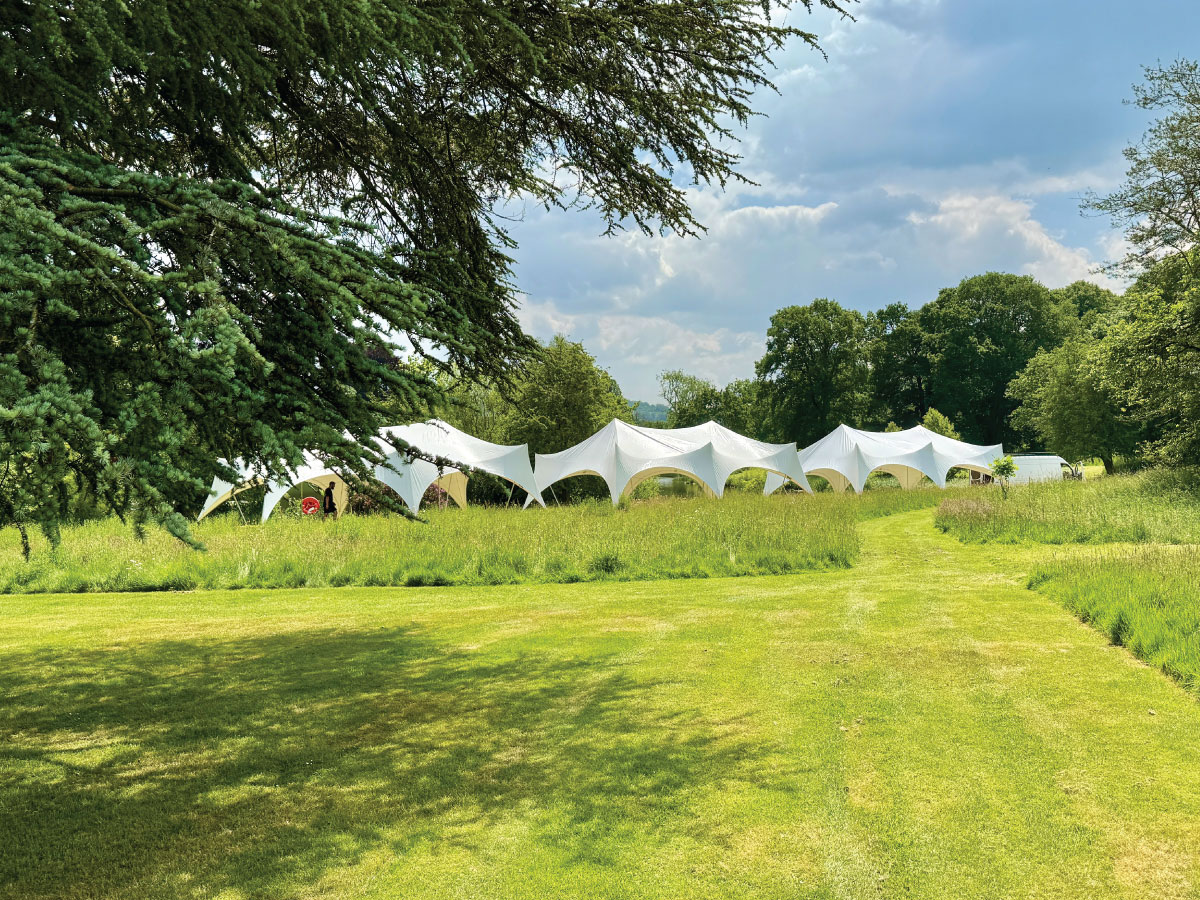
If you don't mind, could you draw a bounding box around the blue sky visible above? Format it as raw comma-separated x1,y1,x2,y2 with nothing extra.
503,0,1200,401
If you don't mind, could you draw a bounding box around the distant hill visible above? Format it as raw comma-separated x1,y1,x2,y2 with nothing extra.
629,401,669,423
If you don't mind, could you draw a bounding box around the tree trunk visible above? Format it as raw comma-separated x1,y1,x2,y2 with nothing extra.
1101,453,1115,476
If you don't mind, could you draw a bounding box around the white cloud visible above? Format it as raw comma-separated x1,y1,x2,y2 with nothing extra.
518,300,763,399
499,0,1186,400
907,193,1121,289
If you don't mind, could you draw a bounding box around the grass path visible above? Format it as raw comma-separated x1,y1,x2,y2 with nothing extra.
2,510,1199,899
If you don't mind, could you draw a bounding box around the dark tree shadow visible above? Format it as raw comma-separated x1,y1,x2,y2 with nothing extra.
0,626,772,898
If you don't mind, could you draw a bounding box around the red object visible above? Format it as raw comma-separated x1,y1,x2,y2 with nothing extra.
301,496,321,515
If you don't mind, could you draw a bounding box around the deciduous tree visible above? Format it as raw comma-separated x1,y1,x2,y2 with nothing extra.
1008,336,1137,474
918,273,1070,446
1086,60,1200,273
756,299,869,446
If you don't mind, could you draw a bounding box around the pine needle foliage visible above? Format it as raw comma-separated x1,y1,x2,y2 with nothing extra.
1,0,851,549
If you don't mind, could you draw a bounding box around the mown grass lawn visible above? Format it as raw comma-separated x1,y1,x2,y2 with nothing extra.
2,509,1199,899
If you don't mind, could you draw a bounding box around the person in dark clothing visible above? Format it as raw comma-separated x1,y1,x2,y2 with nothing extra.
322,481,337,518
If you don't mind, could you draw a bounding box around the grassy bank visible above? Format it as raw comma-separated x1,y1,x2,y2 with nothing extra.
934,469,1200,544
1031,548,1200,695
0,490,943,594
3,511,1198,899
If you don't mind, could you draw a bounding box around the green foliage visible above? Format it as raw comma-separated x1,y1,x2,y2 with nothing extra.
919,408,960,440
498,336,630,454
1094,258,1200,466
751,277,1078,447
1070,62,1200,469
0,124,452,550
918,273,1071,446
1085,60,1200,271
990,455,1017,499
436,336,632,502
659,370,723,427
658,370,761,434
2,0,848,544
756,298,870,445
935,469,1200,544
1008,335,1138,473
1052,280,1120,326
865,302,929,427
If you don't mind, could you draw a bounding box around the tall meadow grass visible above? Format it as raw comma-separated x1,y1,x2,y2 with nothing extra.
934,470,1200,544
0,488,945,594
0,492,909,594
1031,548,1200,695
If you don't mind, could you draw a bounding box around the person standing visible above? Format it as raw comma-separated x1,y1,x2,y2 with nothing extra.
322,481,337,519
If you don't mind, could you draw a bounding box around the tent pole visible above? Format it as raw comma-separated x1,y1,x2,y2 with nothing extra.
231,487,248,525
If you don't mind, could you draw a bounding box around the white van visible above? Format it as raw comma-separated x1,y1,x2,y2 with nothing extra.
1009,454,1078,484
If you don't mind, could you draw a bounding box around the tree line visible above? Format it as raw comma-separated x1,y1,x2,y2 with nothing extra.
660,275,1130,470
659,258,1197,477
662,61,1200,476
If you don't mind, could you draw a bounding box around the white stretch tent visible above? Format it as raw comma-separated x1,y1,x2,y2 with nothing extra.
530,419,810,505
198,453,351,523
198,420,543,521
374,420,543,511
765,424,1003,495
1010,454,1071,484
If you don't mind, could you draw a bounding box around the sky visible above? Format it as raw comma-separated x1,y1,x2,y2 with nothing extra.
499,0,1200,402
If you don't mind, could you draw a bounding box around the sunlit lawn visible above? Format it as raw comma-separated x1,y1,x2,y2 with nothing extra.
2,510,1199,899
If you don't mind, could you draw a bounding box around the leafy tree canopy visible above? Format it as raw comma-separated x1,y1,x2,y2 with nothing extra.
1052,280,1121,326
495,336,630,501
1082,61,1200,467
755,298,869,446
1,0,848,548
917,273,1072,446
865,302,929,428
1008,335,1139,474
658,370,761,435
920,408,961,441
659,370,724,429
497,336,630,458
1095,256,1200,466
1086,60,1200,273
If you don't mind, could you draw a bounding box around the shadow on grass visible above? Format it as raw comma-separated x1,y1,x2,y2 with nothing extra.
0,627,765,898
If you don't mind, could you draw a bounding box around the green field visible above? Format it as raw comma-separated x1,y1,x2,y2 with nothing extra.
935,470,1200,699
0,489,942,594
3,504,1199,900
934,469,1200,545
1031,547,1200,694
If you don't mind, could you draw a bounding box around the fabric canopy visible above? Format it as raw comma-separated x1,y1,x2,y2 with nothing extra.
373,420,543,511
198,452,352,523
765,424,1002,495
530,419,810,505
198,420,542,521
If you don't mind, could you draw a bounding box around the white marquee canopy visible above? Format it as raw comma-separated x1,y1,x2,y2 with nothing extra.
373,420,543,511
530,419,811,505
198,420,543,521
765,424,1002,495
